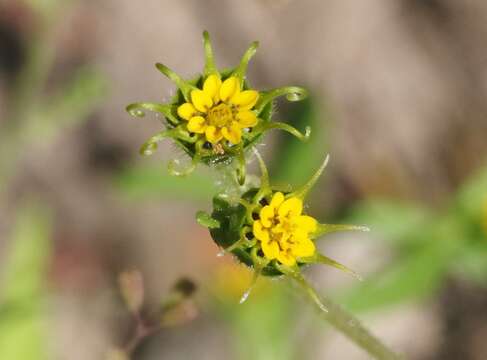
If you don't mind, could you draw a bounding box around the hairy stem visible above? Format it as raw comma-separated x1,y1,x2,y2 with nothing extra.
299,280,403,360
276,264,401,359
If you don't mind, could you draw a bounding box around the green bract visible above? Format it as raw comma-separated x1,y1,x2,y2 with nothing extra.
126,31,309,183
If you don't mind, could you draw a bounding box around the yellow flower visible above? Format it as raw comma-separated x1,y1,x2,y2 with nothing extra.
177,75,259,145
253,192,317,266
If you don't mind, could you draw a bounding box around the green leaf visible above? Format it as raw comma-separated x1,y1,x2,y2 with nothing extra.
345,199,432,248
214,282,297,360
32,66,107,140
24,0,65,19
209,196,246,249
196,210,220,229
340,215,465,312
455,165,487,222
271,97,328,186
0,202,52,360
453,243,487,286
448,166,487,283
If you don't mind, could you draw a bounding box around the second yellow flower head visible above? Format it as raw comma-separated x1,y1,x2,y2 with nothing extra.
253,192,317,266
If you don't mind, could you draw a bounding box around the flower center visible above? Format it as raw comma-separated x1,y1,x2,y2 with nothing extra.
207,103,233,127
277,217,293,232
269,216,294,242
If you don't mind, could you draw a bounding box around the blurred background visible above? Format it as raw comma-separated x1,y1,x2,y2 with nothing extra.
1,0,487,359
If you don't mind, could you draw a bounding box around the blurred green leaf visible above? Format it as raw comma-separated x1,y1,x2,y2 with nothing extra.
454,243,487,286
455,165,487,222
340,215,465,312
337,167,487,311
346,199,432,248
29,67,107,141
272,98,328,186
115,165,216,201
216,283,297,360
2,65,106,189
24,0,71,20
0,202,51,360
449,165,487,283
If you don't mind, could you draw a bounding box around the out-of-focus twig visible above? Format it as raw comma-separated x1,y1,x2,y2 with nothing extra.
109,271,198,359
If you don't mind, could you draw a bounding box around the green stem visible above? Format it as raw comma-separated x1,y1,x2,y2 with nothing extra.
293,275,403,360
276,264,401,359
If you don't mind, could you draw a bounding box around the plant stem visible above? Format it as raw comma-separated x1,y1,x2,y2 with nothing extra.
293,277,403,360
123,313,161,357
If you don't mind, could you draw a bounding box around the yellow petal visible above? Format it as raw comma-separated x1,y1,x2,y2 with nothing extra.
271,223,284,234
205,125,223,144
270,192,285,208
291,228,308,241
177,103,196,121
219,77,240,102
230,90,259,110
259,205,274,228
293,215,318,234
221,122,242,144
187,116,207,133
291,238,316,258
191,89,213,113
203,74,222,103
253,221,269,242
235,110,258,128
278,197,303,217
277,250,296,266
261,240,280,260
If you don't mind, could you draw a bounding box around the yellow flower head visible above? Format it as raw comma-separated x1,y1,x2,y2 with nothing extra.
177,75,259,145
200,151,366,279
126,31,309,180
253,192,317,266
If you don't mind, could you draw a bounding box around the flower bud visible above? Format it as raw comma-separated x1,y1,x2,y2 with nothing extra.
118,270,144,314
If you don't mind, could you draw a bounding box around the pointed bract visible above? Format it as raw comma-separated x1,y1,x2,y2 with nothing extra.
289,154,329,200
